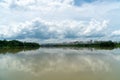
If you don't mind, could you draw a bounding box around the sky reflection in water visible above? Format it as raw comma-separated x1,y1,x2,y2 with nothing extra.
0,48,120,80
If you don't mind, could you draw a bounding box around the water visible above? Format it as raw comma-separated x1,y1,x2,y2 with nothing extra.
0,48,120,80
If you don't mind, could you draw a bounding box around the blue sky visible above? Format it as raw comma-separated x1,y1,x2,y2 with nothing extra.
0,0,120,42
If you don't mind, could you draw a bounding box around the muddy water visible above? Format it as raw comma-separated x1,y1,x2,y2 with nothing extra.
0,48,120,80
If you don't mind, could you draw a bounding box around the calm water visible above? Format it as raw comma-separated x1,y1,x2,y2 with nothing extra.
0,48,120,80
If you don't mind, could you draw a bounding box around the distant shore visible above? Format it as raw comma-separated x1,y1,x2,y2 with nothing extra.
40,40,120,49
1,40,120,49
0,40,40,49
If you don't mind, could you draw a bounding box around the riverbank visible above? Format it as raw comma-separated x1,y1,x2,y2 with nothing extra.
40,40,120,49
0,40,40,49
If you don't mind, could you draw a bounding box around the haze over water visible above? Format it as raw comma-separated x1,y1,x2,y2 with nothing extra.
0,48,120,80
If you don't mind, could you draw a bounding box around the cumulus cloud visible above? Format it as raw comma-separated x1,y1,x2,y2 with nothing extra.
0,18,109,40
0,0,119,17
0,0,74,10
0,0,120,41
111,30,120,37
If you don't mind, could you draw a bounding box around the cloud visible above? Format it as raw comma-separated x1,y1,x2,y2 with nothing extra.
111,30,120,37
0,0,119,25
0,0,120,41
0,0,74,10
1,0,119,17
0,18,109,40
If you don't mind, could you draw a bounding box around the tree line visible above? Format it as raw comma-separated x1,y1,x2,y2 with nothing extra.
1,40,120,49
41,40,120,49
0,40,40,49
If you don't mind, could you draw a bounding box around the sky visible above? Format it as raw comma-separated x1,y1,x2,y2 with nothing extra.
0,0,120,43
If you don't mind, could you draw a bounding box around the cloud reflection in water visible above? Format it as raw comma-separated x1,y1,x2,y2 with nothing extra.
1,48,119,77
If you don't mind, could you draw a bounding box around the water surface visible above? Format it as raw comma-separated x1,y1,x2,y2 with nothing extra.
0,48,120,80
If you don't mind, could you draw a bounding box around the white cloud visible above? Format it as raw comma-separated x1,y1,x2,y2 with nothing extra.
0,0,120,41
0,0,119,18
0,0,74,9
111,30,120,37
82,19,108,35
0,18,109,40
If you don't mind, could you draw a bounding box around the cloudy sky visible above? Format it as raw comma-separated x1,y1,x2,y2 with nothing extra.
0,0,120,43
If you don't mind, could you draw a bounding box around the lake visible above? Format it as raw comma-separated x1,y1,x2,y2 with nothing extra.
0,48,120,80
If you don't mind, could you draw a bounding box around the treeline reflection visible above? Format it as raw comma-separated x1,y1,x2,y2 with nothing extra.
0,47,39,54
0,47,117,54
